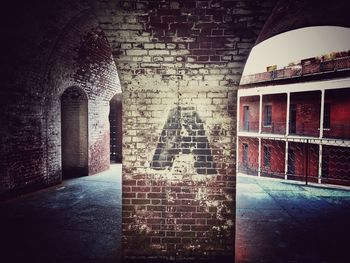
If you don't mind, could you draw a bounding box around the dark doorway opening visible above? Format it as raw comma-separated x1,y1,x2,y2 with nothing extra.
289,104,296,134
61,87,88,179
109,94,122,163
243,106,250,131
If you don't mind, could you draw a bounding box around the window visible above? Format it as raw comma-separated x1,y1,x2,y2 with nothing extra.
263,146,271,168
323,103,331,129
264,105,272,126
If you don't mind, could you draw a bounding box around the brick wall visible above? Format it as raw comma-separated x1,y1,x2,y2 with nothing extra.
0,0,277,260
92,0,277,261
290,91,321,137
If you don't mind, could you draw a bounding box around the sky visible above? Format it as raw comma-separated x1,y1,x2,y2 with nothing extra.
242,26,350,76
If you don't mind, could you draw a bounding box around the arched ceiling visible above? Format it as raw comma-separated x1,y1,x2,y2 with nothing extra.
256,0,350,44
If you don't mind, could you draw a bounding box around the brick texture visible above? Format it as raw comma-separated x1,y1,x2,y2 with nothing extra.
92,0,277,261
0,2,121,196
0,0,277,261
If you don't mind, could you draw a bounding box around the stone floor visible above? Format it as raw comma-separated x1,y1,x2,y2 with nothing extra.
236,174,350,263
1,166,350,262
0,164,122,263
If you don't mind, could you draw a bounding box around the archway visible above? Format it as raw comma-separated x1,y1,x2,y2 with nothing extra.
236,25,350,262
109,93,122,164
61,87,88,179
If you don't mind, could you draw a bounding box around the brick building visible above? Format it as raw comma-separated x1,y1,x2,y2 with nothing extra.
1,0,350,262
238,27,350,186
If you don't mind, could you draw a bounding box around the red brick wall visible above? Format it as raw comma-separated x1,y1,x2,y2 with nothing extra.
290,91,321,137
324,88,350,139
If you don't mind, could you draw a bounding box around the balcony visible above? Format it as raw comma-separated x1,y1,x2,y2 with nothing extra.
239,121,259,133
261,122,287,135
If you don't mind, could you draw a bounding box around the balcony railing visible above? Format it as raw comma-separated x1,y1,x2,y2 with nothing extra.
322,123,350,139
289,122,320,137
261,122,286,134
239,121,259,132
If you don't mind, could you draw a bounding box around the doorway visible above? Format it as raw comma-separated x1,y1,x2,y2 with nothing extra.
61,87,88,179
289,104,296,134
243,106,250,131
109,94,122,163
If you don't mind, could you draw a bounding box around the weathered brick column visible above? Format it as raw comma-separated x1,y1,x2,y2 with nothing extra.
92,0,277,261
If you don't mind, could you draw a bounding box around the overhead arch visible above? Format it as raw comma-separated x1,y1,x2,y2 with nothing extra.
242,26,350,76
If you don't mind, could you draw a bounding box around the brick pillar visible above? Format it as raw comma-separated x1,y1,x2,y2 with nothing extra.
92,0,277,261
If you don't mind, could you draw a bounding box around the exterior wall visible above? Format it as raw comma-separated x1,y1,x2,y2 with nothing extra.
239,96,260,132
261,139,285,178
290,91,321,137
261,93,287,134
324,88,350,139
237,137,259,175
92,0,277,261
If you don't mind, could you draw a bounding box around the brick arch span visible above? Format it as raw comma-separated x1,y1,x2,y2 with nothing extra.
87,0,278,261
0,0,278,260
43,9,121,183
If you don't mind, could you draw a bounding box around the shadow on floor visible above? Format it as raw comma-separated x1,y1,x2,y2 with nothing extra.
0,164,122,263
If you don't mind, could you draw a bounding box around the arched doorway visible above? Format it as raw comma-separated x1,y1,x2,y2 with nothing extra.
109,94,122,163
61,87,88,179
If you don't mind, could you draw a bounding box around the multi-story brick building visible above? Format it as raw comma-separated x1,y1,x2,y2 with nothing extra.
237,27,350,186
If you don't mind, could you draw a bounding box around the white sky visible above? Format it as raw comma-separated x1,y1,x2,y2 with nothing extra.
242,26,350,76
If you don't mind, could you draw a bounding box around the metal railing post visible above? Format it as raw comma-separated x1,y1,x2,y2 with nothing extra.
305,139,309,185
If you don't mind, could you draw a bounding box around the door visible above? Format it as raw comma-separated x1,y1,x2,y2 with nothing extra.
290,104,296,134
242,143,249,169
243,106,250,131
288,149,295,175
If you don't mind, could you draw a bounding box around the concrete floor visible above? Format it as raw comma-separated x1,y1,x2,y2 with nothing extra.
236,174,350,263
0,164,122,263
1,166,350,262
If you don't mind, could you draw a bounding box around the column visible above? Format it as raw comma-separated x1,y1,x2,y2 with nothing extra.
286,92,290,136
